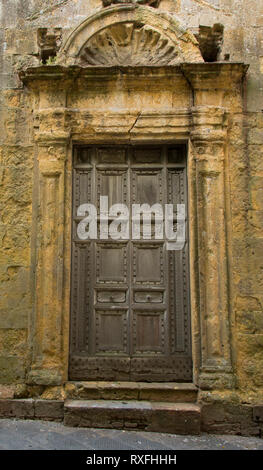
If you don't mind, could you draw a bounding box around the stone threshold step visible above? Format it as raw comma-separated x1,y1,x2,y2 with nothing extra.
65,381,198,403
64,400,201,435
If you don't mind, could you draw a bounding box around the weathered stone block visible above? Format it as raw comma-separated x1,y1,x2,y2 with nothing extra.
253,406,263,423
40,386,65,400
201,404,260,437
248,128,263,145
0,357,26,383
34,400,64,420
0,224,30,251
0,145,34,168
237,359,263,388
139,383,198,403
65,381,139,401
0,167,32,206
248,211,263,236
0,73,20,90
0,385,15,399
64,400,201,435
27,369,63,387
236,310,263,334
0,266,31,331
0,399,34,418
250,177,263,211
0,329,27,355
247,145,263,173
0,308,29,329
237,334,263,356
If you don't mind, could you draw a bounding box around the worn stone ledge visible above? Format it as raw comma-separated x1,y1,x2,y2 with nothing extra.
0,399,262,437
19,63,248,88
0,399,35,419
0,399,64,421
201,404,263,438
34,400,64,420
64,381,198,403
64,400,201,435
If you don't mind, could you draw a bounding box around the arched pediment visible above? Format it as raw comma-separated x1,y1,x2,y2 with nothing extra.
58,4,203,66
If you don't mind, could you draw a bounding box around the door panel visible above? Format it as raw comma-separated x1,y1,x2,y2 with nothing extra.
133,243,164,284
95,309,129,354
70,145,192,381
132,170,163,206
97,289,126,303
97,170,128,207
134,290,163,303
96,243,128,283
132,310,166,354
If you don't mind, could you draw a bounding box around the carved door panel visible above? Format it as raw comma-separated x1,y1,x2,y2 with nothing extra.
70,145,192,381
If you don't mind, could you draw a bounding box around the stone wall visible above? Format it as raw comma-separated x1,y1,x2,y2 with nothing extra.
0,0,262,417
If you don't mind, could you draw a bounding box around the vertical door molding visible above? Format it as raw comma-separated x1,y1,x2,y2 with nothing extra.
183,63,248,389
27,131,70,386
190,106,234,389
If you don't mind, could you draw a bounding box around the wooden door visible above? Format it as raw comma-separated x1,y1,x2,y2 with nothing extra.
69,145,192,381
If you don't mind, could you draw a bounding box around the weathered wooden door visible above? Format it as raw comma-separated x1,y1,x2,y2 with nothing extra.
69,145,192,381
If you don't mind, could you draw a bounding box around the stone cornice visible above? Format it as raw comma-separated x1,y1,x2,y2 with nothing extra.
19,63,249,90
182,62,249,90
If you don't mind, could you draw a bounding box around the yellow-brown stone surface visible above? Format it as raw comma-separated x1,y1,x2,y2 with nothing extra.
0,0,262,411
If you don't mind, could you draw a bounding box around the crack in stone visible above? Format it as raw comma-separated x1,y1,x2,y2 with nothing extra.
129,112,142,135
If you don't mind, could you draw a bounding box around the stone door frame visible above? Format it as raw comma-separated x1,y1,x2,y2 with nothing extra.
20,62,247,390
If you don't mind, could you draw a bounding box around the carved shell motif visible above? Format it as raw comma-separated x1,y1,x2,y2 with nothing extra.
102,1,160,7
80,23,179,66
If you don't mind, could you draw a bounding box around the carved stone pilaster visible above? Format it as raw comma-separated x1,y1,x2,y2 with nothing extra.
191,106,235,390
27,131,70,386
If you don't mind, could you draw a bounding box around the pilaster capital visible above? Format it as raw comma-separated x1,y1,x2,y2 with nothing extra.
191,105,226,125
190,106,228,144
182,63,248,109
182,63,248,91
38,159,65,176
34,130,70,146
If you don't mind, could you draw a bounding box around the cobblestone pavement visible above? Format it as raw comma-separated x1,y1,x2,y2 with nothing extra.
0,419,262,450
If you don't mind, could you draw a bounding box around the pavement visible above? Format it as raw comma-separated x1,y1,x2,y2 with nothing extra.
0,419,263,450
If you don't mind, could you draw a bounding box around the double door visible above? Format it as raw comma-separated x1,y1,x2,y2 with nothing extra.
69,145,192,381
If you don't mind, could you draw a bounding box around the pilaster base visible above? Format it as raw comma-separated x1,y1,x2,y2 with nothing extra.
27,369,63,387
199,371,236,390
